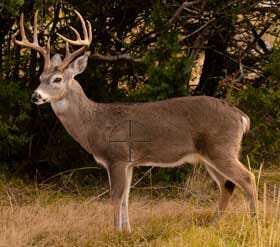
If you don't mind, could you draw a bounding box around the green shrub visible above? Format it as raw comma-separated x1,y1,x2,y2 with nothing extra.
238,87,280,167
267,46,280,83
0,81,31,160
128,2,190,102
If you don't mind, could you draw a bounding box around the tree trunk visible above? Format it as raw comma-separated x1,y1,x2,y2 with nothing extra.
195,36,227,96
195,5,233,96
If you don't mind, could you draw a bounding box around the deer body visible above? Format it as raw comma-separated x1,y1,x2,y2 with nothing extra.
52,86,245,167
13,10,257,232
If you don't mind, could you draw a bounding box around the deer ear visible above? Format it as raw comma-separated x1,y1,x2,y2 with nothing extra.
67,55,88,76
51,54,62,67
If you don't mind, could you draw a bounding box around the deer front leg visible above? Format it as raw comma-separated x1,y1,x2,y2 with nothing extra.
121,166,133,232
108,165,130,232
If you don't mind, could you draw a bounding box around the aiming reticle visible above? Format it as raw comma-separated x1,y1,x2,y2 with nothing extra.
109,120,151,162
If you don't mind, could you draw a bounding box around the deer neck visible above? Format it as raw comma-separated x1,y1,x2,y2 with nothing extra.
50,79,96,153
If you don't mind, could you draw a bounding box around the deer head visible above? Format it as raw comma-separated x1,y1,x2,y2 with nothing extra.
13,10,92,105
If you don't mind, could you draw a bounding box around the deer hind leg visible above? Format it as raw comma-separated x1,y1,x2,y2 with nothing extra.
205,157,257,216
205,165,235,220
108,165,130,232
121,166,133,232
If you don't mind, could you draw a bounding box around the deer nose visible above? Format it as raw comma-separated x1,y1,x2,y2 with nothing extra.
31,92,41,103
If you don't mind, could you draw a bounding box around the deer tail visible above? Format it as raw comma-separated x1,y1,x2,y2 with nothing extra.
240,112,250,134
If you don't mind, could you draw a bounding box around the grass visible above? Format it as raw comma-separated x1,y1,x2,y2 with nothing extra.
0,167,279,247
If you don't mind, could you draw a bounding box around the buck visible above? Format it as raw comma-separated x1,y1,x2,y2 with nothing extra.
13,10,257,232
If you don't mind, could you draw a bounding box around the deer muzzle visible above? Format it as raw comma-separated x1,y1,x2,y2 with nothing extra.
31,90,48,105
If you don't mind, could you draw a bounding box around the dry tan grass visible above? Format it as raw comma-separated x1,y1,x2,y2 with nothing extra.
0,169,279,247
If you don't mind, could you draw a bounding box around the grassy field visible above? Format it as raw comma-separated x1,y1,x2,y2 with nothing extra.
0,167,279,247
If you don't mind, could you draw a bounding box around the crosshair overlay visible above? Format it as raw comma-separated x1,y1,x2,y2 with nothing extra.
109,120,151,162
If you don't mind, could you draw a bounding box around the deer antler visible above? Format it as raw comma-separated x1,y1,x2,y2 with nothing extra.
56,10,92,70
13,11,51,71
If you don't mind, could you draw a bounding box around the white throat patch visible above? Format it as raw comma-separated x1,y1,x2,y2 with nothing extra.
51,98,69,113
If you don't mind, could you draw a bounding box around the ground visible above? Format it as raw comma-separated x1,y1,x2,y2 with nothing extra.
0,167,279,247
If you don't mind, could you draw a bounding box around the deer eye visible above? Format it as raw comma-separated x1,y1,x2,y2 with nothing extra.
53,77,62,83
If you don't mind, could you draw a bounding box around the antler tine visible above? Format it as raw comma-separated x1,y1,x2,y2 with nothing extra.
12,14,27,45
70,26,82,40
12,29,20,44
19,13,27,41
74,9,89,40
57,10,92,70
56,9,92,46
87,20,93,44
65,42,70,56
46,37,51,54
13,11,51,71
33,10,38,44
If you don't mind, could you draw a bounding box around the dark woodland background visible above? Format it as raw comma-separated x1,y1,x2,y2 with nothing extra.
0,0,279,184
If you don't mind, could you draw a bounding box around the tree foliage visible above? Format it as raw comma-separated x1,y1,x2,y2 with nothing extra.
0,0,279,178
0,81,31,159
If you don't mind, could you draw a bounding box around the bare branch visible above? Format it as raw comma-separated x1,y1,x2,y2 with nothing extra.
211,48,264,77
241,15,277,57
90,53,143,63
168,1,199,26
185,18,215,39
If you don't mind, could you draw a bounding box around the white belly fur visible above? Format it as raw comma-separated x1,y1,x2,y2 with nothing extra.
138,153,201,168
94,153,201,168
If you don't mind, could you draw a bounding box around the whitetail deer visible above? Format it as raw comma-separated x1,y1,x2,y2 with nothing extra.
13,10,257,232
